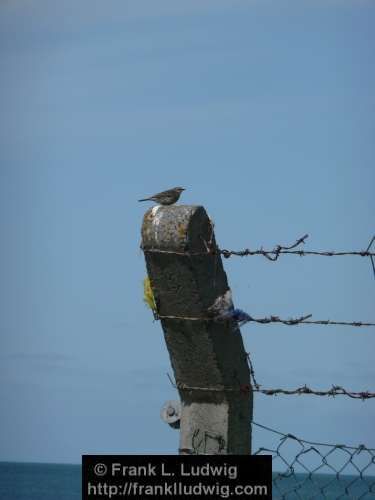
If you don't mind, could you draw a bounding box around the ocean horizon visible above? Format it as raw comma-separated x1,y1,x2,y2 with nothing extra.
0,461,374,499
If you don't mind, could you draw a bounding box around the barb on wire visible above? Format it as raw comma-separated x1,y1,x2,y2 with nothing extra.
251,384,375,400
142,234,375,279
236,312,375,328
221,234,309,260
246,352,260,389
166,374,375,400
366,235,375,280
244,353,375,399
219,234,375,266
158,311,375,327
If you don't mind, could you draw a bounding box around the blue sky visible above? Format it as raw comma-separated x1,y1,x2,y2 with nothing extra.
0,0,374,465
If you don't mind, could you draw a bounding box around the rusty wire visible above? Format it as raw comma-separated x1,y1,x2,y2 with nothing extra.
158,312,375,327
143,235,375,282
220,233,375,282
245,353,375,399
249,384,375,400
220,234,375,261
142,235,375,259
142,233,375,281
167,374,375,400
237,313,375,328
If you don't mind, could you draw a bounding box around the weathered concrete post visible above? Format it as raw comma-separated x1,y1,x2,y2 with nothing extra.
141,205,253,454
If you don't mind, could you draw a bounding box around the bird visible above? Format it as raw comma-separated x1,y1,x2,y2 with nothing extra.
138,187,185,206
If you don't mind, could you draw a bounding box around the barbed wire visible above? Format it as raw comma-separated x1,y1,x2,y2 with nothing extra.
162,314,374,408
219,234,375,261
144,234,375,280
158,312,375,327
250,384,375,400
141,233,375,288
236,313,375,327
143,235,375,259
244,353,375,399
220,233,375,282
167,374,375,400
220,233,309,260
166,350,375,400
367,235,375,279
142,235,375,258
253,421,375,499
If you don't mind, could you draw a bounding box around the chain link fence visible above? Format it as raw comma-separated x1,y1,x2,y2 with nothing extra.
253,422,375,499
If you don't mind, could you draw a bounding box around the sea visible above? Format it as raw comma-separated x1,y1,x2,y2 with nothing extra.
0,462,374,499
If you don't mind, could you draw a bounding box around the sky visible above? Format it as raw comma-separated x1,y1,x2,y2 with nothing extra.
0,0,374,467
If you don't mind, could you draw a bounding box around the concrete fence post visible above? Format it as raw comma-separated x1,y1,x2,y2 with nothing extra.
141,204,253,454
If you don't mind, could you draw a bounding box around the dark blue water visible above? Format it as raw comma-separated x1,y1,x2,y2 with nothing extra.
0,462,80,500
272,471,375,499
0,462,374,499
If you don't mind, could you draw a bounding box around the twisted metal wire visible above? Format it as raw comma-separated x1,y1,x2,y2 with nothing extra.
143,234,375,279
158,313,375,327
165,348,375,401
244,353,375,399
251,385,375,400
142,235,375,260
167,375,375,400
220,234,375,281
239,314,375,327
220,234,375,261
